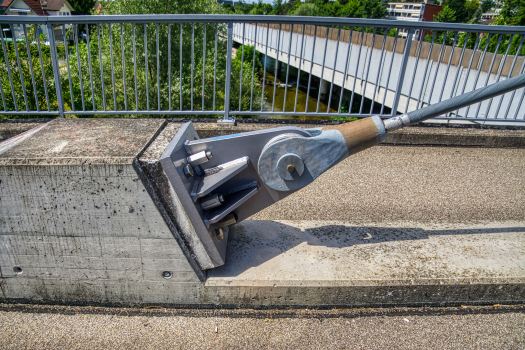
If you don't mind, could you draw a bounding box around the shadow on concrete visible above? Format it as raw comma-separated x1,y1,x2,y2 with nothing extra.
213,220,525,278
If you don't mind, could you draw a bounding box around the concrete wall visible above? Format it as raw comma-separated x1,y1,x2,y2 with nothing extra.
0,119,204,304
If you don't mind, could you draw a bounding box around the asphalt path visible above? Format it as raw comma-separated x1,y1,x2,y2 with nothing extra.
0,304,524,349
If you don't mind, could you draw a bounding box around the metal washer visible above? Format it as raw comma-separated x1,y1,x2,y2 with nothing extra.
276,153,304,181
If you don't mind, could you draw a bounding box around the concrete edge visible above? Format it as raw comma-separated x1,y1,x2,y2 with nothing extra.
132,121,207,282
1,302,524,317
2,118,525,148
1,282,524,310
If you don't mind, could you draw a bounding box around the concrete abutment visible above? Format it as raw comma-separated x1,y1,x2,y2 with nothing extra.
0,119,524,307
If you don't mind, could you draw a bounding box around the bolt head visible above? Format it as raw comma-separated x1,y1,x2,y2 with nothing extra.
183,164,194,178
287,164,295,173
162,271,172,279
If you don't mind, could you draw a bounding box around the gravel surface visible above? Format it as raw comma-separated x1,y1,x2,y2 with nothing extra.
0,305,524,349
252,145,525,223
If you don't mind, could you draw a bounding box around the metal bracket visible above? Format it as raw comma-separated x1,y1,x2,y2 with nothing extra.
160,122,310,268
217,117,237,126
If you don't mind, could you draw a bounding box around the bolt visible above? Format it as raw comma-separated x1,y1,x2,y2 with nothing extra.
287,164,295,173
162,271,172,279
183,163,194,178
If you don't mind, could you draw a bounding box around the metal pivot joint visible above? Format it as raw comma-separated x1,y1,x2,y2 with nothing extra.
161,74,525,269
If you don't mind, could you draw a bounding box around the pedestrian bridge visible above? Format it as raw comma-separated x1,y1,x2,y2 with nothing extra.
233,22,525,121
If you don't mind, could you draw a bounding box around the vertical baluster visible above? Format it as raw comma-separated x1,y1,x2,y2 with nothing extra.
485,34,515,117
293,24,306,113
445,32,469,116
0,28,17,110
453,32,480,118
271,24,282,113
390,27,413,116
132,24,138,110
426,31,448,108
213,23,217,111
63,24,74,111
202,23,206,111
47,22,65,118
416,31,437,110
191,23,194,111
305,25,318,113
464,33,493,118
474,34,502,118
372,28,389,115
283,24,294,112
249,23,257,112
156,23,160,110
109,23,117,110
337,27,353,114
180,23,183,110
511,58,525,120
349,27,365,115
97,24,106,111
73,24,85,111
261,23,269,112
224,21,233,119
497,35,524,117
121,23,127,111
238,23,245,111
327,26,342,114
86,23,96,110
144,24,149,110
358,27,374,114
437,31,459,103
315,26,330,113
10,24,28,110
168,23,171,111
0,74,5,111
22,24,39,111
380,30,399,115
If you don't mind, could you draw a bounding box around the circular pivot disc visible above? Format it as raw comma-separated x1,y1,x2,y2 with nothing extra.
276,153,304,181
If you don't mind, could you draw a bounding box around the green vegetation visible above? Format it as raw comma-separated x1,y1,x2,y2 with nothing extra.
229,0,389,19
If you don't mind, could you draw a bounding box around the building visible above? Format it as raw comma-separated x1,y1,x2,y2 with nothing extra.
481,8,501,24
1,0,74,40
387,2,442,39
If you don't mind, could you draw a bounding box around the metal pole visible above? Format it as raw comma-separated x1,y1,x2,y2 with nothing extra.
222,21,234,122
47,22,65,118
384,73,525,130
390,27,414,116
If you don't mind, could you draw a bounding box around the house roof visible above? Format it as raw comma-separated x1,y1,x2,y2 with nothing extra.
1,0,49,15
0,0,15,7
41,0,68,11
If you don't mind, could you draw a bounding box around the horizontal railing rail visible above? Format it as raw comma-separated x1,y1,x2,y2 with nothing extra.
0,14,524,123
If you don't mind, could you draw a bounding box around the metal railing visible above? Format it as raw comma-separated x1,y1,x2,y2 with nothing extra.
0,15,524,123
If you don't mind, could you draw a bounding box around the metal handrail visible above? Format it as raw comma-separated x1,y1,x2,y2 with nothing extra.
0,15,524,123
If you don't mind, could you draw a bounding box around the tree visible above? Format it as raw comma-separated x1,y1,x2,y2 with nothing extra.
270,0,284,15
291,2,318,16
481,0,494,12
434,5,457,22
441,0,467,22
67,0,96,15
464,0,480,20
496,0,525,26
250,0,273,15
361,0,387,18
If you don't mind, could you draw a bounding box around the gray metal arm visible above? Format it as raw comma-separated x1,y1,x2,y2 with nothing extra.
384,73,525,131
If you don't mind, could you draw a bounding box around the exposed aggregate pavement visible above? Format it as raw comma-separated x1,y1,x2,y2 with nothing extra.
0,304,524,349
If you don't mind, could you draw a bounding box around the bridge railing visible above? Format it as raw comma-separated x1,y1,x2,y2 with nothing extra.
0,15,524,123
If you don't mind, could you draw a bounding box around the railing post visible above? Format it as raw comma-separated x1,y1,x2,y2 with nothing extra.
47,21,65,118
390,27,414,117
219,21,235,125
